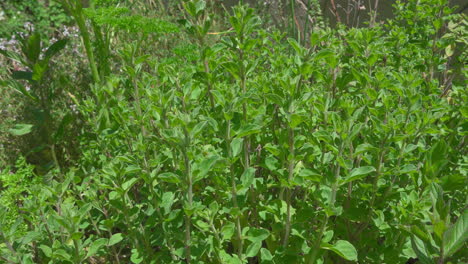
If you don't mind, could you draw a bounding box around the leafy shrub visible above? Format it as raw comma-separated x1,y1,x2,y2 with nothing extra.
0,0,466,263
0,157,39,230
0,0,70,38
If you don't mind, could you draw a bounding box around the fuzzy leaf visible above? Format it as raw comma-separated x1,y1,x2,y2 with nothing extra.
410,236,435,264
86,238,108,258
247,228,270,243
9,124,33,136
230,138,243,157
158,172,181,184
236,124,262,138
108,233,124,246
341,166,376,185
245,241,262,257
443,209,468,257
321,240,358,261
44,39,68,60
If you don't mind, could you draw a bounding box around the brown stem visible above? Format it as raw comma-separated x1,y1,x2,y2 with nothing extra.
330,0,342,23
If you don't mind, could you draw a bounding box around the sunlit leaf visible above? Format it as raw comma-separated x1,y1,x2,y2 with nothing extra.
444,209,468,257
321,240,358,261
8,124,33,136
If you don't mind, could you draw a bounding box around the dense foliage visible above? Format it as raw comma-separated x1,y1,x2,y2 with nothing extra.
0,0,467,263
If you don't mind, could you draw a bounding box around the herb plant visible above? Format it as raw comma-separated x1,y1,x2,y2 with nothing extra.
0,0,466,263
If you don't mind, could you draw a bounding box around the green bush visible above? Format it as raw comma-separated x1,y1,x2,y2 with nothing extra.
0,0,466,263
0,0,70,38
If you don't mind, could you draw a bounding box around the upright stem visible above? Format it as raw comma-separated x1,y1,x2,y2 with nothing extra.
62,0,101,83
330,0,342,24
283,127,295,247
199,38,215,109
50,144,61,174
182,128,193,263
73,238,82,263
370,0,380,27
72,1,101,83
308,143,343,264
239,48,250,170
226,120,244,259
0,231,17,258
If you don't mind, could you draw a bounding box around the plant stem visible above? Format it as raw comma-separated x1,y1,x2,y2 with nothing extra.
182,128,193,263
308,143,343,264
0,231,17,258
283,127,295,248
226,120,243,259
199,38,215,109
50,144,61,174
61,0,101,83
73,238,82,263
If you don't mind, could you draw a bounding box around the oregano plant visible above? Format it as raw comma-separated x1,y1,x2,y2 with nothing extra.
0,0,466,263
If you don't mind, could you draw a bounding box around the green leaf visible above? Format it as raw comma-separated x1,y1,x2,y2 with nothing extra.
239,167,256,192
32,61,48,81
131,248,143,264
265,156,278,171
340,166,376,185
245,241,262,257
53,113,73,142
314,49,334,61
44,39,68,61
78,203,93,217
354,143,377,156
287,38,302,54
122,178,139,191
195,155,219,182
209,201,219,215
247,228,270,243
443,209,468,257
223,61,240,80
191,121,207,137
0,49,26,64
86,238,108,258
108,233,123,246
445,44,454,57
9,124,33,136
236,124,262,138
310,32,320,46
290,113,304,128
400,164,418,174
298,168,322,182
219,250,243,264
12,70,33,81
158,172,181,184
260,248,273,261
410,225,431,244
322,230,334,243
161,192,175,214
230,138,243,157
54,249,71,260
195,0,206,14
124,165,141,175
71,232,83,240
21,231,41,244
321,240,358,261
410,236,435,264
23,33,41,64
39,245,52,257
221,223,235,241
4,79,38,101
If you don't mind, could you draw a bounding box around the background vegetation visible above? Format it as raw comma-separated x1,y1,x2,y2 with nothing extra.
0,0,467,263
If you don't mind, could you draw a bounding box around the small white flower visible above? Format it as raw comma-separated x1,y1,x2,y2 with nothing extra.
24,21,34,31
